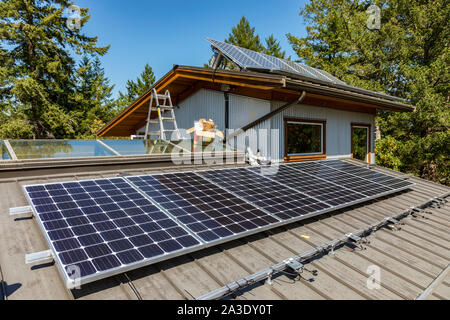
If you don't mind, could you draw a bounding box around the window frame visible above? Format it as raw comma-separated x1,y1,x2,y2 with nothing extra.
351,123,371,163
284,118,327,162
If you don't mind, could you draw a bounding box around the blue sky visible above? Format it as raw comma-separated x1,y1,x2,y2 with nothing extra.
74,0,308,97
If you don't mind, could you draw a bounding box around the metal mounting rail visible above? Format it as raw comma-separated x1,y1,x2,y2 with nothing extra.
415,264,450,300
196,192,449,300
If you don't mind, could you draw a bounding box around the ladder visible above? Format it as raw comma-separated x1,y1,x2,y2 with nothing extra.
144,89,180,140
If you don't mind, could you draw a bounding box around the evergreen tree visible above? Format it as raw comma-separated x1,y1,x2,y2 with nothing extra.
226,16,263,51
73,56,116,138
117,64,155,108
288,0,449,184
214,16,287,69
0,0,109,139
264,34,286,59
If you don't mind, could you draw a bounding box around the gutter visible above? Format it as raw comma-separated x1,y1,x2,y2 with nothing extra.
286,79,415,112
97,65,414,137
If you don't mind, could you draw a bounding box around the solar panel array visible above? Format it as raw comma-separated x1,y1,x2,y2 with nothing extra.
206,38,403,102
127,172,279,242
198,167,331,221
207,38,346,85
23,160,414,288
25,178,200,281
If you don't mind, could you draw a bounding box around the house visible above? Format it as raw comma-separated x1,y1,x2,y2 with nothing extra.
97,39,415,164
2,39,447,302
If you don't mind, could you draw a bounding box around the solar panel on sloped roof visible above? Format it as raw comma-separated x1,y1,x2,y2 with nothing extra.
197,167,331,221
206,38,407,102
126,172,280,242
206,38,346,85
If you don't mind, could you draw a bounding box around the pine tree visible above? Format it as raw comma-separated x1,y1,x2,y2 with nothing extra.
288,0,449,184
264,35,286,59
117,64,156,108
215,17,287,68
0,0,109,139
73,56,116,138
226,16,263,51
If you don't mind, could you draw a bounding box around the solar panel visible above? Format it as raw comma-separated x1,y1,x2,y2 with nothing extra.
317,160,414,190
206,38,405,102
287,161,413,195
246,164,369,207
126,172,280,242
207,38,346,85
23,177,201,287
197,167,331,221
22,160,414,288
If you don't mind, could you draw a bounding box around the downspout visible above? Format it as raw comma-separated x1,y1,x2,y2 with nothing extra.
224,92,229,131
225,91,307,142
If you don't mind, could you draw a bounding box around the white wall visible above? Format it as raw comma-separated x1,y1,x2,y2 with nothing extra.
135,90,376,163
136,89,225,137
228,94,273,158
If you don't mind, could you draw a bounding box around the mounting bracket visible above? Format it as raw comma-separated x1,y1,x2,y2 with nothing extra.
25,250,53,264
285,258,304,273
9,206,33,216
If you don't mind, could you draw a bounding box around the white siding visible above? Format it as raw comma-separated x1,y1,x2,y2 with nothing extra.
175,89,226,132
135,89,376,163
229,94,270,129
136,89,225,136
228,94,273,158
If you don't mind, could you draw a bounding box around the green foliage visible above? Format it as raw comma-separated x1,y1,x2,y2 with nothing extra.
352,127,369,162
116,64,155,109
0,118,34,139
263,35,286,59
290,0,450,185
375,136,402,171
208,16,288,68
226,16,263,51
73,56,117,138
0,0,110,139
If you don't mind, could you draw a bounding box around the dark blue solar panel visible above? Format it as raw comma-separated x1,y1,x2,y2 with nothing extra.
207,38,346,85
285,161,414,200
24,177,200,283
24,160,414,288
127,172,280,243
198,167,331,221
246,164,368,208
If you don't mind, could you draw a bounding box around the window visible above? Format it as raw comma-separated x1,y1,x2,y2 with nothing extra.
285,119,326,161
351,123,371,163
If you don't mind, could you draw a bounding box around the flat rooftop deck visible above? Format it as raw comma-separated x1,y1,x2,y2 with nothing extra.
0,159,449,300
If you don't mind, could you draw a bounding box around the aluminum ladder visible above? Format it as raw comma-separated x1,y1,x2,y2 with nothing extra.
144,89,180,140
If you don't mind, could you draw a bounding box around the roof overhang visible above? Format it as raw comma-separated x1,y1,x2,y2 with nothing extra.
97,66,286,137
98,66,415,137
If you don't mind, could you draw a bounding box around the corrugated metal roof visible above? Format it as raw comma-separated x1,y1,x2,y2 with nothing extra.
0,159,448,300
